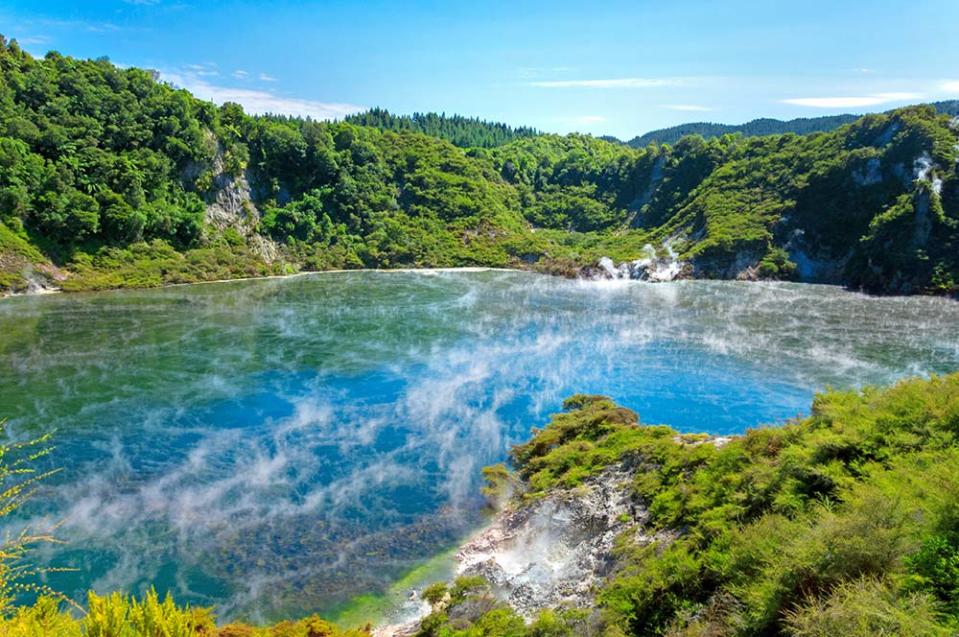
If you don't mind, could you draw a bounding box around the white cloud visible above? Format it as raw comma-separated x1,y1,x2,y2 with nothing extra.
184,62,218,77
575,115,607,123
123,0,162,4
37,18,120,33
16,36,50,46
161,71,364,120
515,66,575,79
941,80,959,94
232,70,249,80
258,73,277,82
663,104,713,112
781,92,924,108
530,77,685,89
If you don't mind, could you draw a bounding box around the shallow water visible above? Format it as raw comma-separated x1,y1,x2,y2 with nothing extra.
1,271,957,621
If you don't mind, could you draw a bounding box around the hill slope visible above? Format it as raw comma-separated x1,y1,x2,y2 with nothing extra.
1,36,957,296
344,107,539,148
626,113,862,147
626,100,959,147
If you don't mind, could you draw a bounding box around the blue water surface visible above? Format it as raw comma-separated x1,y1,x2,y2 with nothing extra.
1,271,957,620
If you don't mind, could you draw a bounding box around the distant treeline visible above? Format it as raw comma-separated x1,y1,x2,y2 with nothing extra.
345,107,539,148
625,100,959,147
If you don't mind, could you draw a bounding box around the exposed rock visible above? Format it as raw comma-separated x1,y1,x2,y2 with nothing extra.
626,154,667,225
455,463,650,619
872,121,900,147
852,157,882,186
0,257,65,297
784,228,848,283
691,248,762,281
375,435,738,635
189,139,281,264
913,188,933,247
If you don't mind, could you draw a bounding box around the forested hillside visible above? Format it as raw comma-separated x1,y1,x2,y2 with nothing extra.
344,107,538,148
625,114,861,147
625,100,959,147
1,36,957,296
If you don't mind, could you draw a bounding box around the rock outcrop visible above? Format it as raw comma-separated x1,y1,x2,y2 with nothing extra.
183,137,280,264
455,463,648,618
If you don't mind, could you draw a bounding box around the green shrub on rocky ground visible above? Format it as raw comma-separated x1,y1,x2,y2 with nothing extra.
416,374,959,636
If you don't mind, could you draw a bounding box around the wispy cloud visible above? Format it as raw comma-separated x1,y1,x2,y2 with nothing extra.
941,80,959,94
123,0,162,4
781,92,923,108
515,66,576,80
35,18,121,33
184,62,218,77
232,69,249,79
161,71,364,120
16,35,50,46
258,73,277,82
530,77,686,89
663,104,712,112
574,115,607,123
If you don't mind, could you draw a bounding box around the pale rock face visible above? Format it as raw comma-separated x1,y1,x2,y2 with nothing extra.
852,157,882,187
198,141,280,263
455,463,649,618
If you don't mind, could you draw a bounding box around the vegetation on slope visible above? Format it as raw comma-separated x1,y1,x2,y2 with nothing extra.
624,114,861,148
1,35,958,295
344,108,539,148
414,373,959,636
624,100,959,147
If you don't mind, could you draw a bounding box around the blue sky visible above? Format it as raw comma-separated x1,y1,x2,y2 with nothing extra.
4,0,959,138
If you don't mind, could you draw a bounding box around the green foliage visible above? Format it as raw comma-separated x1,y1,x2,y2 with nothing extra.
907,535,959,612
0,420,64,614
60,239,284,292
0,40,217,250
783,577,949,637
84,589,215,637
1,37,957,296
627,114,861,148
418,374,959,636
345,108,538,148
625,100,958,147
421,583,449,606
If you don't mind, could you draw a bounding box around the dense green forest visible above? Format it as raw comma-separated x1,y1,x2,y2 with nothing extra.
3,374,959,636
0,36,957,296
624,100,959,147
344,108,539,148
624,114,861,147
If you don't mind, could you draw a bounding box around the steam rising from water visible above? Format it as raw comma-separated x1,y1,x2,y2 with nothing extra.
0,272,957,620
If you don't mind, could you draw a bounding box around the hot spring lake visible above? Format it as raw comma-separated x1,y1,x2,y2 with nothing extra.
1,270,958,622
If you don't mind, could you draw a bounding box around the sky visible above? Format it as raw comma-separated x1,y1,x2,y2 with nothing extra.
3,0,959,139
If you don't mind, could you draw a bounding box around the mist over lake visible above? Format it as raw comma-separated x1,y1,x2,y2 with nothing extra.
1,270,957,620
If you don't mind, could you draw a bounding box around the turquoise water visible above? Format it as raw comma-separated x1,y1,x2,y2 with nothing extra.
1,271,958,621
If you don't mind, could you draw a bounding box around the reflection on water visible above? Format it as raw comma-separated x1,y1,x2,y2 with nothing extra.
1,271,957,620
